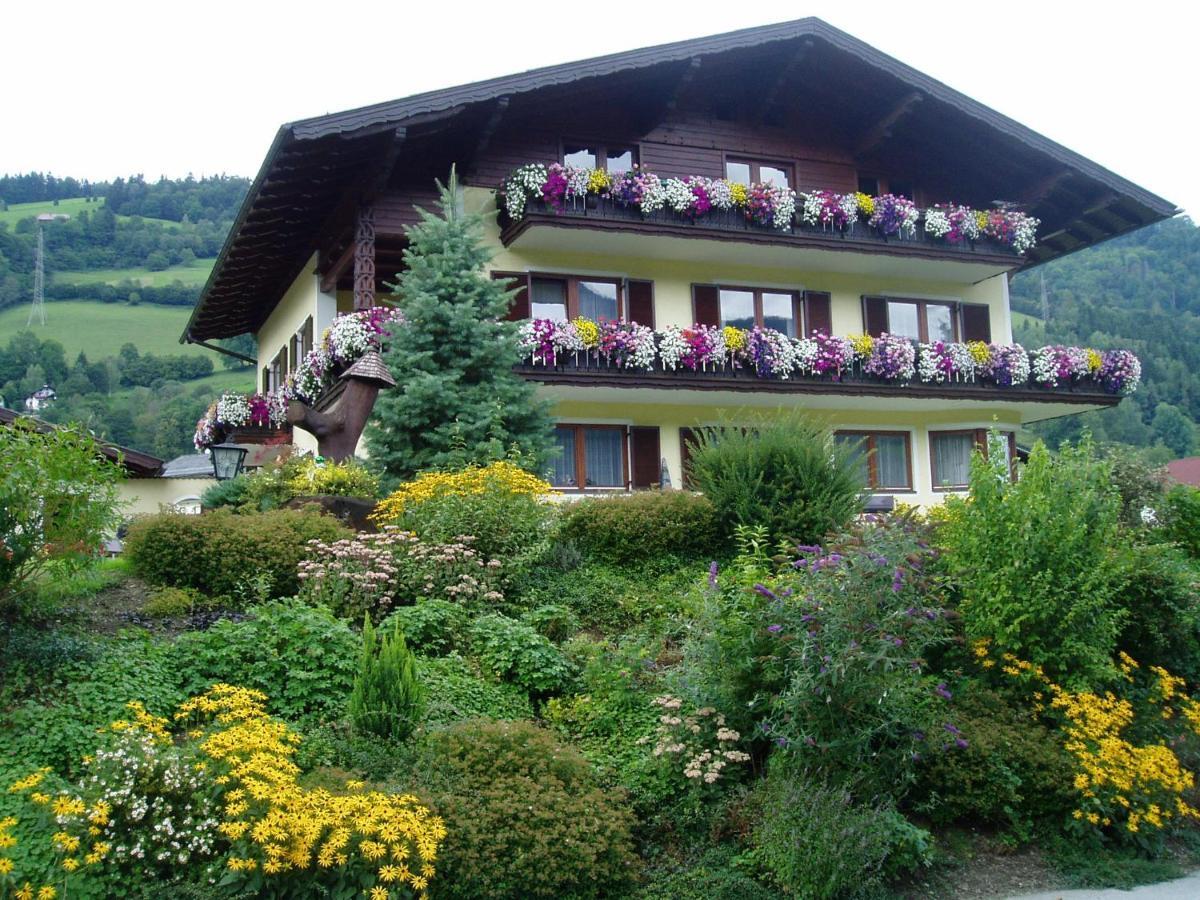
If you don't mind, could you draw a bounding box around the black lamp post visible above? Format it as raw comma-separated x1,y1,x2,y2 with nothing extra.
210,443,248,481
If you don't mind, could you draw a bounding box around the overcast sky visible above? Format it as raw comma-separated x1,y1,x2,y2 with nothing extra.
3,1,1194,217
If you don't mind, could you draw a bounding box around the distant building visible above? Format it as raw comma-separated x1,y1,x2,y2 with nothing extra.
35,213,70,222
24,384,56,411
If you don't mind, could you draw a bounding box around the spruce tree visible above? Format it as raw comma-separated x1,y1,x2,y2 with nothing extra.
366,168,554,482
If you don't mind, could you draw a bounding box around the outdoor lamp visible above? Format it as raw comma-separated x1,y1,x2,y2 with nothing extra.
210,443,249,481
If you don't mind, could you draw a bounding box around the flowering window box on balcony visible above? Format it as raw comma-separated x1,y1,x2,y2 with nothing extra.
497,164,1039,268
514,319,1139,410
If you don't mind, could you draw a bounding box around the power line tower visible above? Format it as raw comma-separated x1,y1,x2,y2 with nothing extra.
27,225,46,327
1038,269,1049,322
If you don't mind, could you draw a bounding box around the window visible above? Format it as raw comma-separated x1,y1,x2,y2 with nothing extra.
888,179,915,200
529,275,623,322
562,143,637,173
725,158,793,188
717,287,801,336
290,316,313,368
857,176,880,196
550,425,627,489
835,431,912,491
882,298,958,342
266,347,288,393
929,429,1017,490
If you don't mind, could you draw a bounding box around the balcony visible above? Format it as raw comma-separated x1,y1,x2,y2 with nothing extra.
514,321,1137,421
497,165,1038,278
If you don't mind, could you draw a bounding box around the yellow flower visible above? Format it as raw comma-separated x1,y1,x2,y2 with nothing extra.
9,771,46,793
38,888,57,900
586,169,611,194
848,333,873,357
722,326,747,352
966,341,990,365
15,883,33,900
372,461,551,523
1086,349,1103,373
61,858,80,872
0,857,13,874
573,316,600,348
370,888,390,900
855,192,876,217
730,183,748,207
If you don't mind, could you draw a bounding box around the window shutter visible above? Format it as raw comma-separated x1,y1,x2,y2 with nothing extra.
961,303,991,343
492,272,530,320
862,295,889,337
303,316,314,356
692,285,720,327
803,290,832,336
630,426,661,489
628,280,655,327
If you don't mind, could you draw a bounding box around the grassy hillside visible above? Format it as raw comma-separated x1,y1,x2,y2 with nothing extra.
54,258,214,288
0,300,213,360
110,366,254,402
0,197,178,229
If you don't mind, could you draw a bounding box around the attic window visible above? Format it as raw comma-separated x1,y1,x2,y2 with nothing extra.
726,158,792,188
562,143,637,173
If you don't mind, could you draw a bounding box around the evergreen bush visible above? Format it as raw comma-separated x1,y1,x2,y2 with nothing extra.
560,491,720,565
349,615,425,742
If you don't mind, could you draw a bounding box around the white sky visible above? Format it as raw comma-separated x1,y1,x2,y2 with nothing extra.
3,1,1194,217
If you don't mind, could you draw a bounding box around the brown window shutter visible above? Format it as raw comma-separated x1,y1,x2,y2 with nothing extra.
961,303,992,343
862,295,889,337
679,427,698,488
630,426,661,489
803,290,832,336
692,285,720,327
628,280,655,327
492,272,530,321
302,316,314,356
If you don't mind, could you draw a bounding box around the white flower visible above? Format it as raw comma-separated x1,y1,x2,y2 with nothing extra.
924,208,951,238
662,178,695,213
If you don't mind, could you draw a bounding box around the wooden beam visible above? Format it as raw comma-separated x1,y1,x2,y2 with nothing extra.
320,243,355,293
353,206,376,310
855,91,923,158
636,57,701,132
464,96,510,176
753,39,813,124
1019,169,1074,206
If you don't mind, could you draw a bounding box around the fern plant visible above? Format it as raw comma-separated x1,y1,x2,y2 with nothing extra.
349,615,425,741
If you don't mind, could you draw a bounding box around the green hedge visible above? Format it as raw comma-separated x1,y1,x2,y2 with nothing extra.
124,508,352,600
560,491,720,565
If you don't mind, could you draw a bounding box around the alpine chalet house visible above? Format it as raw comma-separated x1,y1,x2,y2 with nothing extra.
182,18,1174,506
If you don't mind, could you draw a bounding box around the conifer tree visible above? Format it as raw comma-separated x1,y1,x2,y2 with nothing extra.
349,615,425,742
366,168,553,481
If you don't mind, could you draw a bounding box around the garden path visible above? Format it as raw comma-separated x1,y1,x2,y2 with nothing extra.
1009,871,1200,900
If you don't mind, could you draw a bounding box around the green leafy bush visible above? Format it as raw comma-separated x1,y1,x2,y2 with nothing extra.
913,684,1076,837
685,413,864,546
1164,484,1200,559
1115,542,1200,682
199,474,253,511
637,847,775,900
520,603,579,643
349,616,424,741
418,654,534,727
0,418,123,608
518,559,697,632
381,600,470,656
144,585,212,618
285,455,379,499
125,508,352,600
752,764,930,899
170,600,358,723
467,614,572,695
418,719,638,899
939,439,1129,687
560,491,720,565
684,514,953,798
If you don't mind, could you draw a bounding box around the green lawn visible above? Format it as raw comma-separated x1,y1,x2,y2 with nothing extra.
0,300,215,360
0,196,179,229
53,258,215,288
110,366,255,402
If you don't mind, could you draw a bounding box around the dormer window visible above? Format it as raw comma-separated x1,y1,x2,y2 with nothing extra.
725,158,792,188
562,143,637,173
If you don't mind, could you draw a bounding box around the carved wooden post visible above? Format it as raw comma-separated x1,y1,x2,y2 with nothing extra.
286,351,395,461
353,206,376,310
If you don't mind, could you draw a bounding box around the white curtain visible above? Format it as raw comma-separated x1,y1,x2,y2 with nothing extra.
584,428,623,487
550,428,576,487
933,433,973,487
875,434,910,489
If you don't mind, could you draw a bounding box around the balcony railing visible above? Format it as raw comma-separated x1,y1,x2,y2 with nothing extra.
514,320,1139,405
497,163,1040,263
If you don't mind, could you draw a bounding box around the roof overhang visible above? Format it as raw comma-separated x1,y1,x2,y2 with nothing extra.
183,17,1178,343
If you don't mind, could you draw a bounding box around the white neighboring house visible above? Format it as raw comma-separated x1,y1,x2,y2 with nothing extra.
118,453,216,519
24,384,56,411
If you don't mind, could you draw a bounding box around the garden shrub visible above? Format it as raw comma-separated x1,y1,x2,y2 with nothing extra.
372,461,556,563
125,508,352,600
170,600,358,724
349,616,425,742
5,685,447,899
143,585,212,618
418,719,638,899
685,412,864,546
560,491,720,565
637,846,776,900
199,474,253,511
1164,484,1200,559
0,418,123,609
381,599,470,656
913,684,1076,837
297,530,504,622
520,602,579,643
752,763,932,899
518,559,697,632
1104,445,1170,529
0,632,182,778
1114,541,1200,682
683,514,954,798
285,455,379,499
939,439,1127,687
467,614,572,695
418,655,534,727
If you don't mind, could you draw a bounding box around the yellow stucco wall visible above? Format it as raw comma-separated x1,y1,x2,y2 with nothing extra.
118,478,215,519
